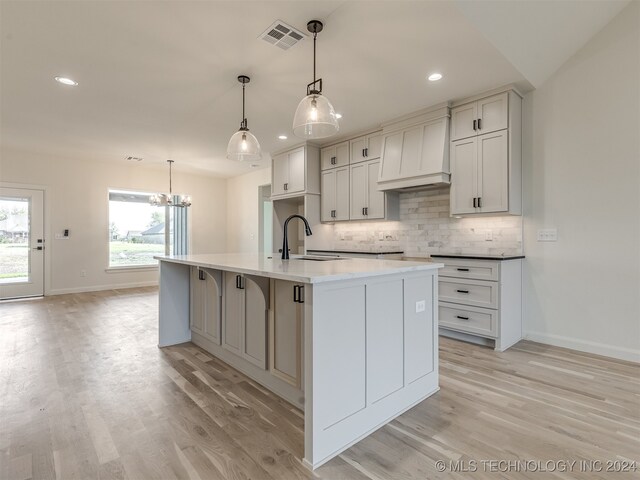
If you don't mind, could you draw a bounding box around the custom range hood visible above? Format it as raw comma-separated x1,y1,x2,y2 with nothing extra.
377,104,450,191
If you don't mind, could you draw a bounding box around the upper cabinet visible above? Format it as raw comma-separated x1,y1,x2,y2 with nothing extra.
378,106,451,191
451,92,508,141
321,141,349,170
450,89,522,216
350,132,382,164
350,159,397,221
271,144,320,199
321,166,350,222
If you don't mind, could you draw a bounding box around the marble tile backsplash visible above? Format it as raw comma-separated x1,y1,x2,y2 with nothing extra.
332,187,523,257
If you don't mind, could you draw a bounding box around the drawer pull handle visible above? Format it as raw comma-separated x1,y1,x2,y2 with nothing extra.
456,289,469,294
456,315,470,320
456,268,470,272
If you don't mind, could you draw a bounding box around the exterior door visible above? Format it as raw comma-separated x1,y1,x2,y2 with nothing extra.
0,187,44,299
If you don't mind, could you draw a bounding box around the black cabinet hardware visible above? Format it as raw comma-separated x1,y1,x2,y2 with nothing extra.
365,207,368,215
478,197,482,208
331,210,336,218
198,269,205,281
456,268,470,272
293,285,305,303
456,315,470,320
364,147,368,157
473,197,477,208
362,207,366,216
236,275,244,289
284,183,288,191
473,119,477,131
331,156,336,165
477,118,482,130
456,289,470,294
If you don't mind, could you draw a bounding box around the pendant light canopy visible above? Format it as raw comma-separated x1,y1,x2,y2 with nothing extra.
150,160,192,208
227,75,262,162
292,20,339,139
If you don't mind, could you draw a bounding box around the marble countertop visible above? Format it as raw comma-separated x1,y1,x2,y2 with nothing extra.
431,254,525,261
306,249,404,255
155,253,442,284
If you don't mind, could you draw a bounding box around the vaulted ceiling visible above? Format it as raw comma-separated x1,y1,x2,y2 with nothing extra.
0,1,629,177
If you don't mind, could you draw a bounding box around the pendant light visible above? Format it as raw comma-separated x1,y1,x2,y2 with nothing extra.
149,160,192,208
292,20,339,139
227,75,262,162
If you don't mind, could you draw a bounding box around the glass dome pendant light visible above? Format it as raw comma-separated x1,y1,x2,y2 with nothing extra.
292,20,339,139
149,160,192,208
227,75,262,162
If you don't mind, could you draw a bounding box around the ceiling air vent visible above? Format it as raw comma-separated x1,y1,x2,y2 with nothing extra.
125,156,143,162
259,20,306,50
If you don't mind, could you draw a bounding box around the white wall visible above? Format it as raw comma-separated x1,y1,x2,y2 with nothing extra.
522,1,640,362
226,167,271,253
0,147,227,294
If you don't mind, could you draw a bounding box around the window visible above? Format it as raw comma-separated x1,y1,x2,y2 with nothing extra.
108,190,188,267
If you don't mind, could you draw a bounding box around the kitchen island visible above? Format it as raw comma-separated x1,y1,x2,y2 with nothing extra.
156,253,442,470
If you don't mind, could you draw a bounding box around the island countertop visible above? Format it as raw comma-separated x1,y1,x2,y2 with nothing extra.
155,253,442,284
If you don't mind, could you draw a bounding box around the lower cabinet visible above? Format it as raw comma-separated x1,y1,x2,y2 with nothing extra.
190,267,221,344
222,271,269,369
269,280,303,387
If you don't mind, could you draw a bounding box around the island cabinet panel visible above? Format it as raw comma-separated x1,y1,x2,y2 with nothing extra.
404,275,435,384
270,280,302,387
366,280,404,404
222,272,243,355
190,267,222,345
313,283,367,430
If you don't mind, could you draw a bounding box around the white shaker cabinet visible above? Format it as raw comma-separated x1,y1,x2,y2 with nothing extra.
321,141,349,170
449,89,521,216
190,267,221,345
321,166,350,221
271,145,320,199
222,271,269,369
350,131,382,164
349,159,390,220
270,279,303,388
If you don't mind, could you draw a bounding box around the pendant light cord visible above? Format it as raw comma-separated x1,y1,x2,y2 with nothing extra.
313,31,317,84
169,160,173,195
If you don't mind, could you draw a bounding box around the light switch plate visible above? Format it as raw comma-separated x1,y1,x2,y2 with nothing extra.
537,229,558,242
415,300,426,313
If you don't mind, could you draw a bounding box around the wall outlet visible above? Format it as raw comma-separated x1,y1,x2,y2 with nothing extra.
80,270,87,277
485,230,493,241
378,231,384,241
415,300,426,313
537,229,558,242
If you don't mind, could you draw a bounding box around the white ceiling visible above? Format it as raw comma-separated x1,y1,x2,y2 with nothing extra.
0,1,625,178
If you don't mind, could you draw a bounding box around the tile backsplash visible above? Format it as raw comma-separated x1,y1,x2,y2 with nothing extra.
332,187,523,257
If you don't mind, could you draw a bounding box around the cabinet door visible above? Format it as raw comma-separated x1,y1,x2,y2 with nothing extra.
203,271,221,344
320,169,336,222
190,267,205,333
477,93,508,135
335,141,350,167
287,148,306,193
222,272,243,355
379,130,403,182
335,166,350,221
243,276,267,369
366,160,385,219
272,154,288,196
321,145,336,171
270,280,301,387
366,132,382,159
399,126,423,177
450,138,478,215
477,130,508,213
451,102,477,141
350,162,367,219
350,135,367,164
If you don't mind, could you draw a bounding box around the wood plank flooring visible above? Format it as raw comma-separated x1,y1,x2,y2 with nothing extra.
1,287,638,479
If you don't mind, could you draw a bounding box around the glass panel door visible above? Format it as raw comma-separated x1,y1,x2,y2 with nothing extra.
0,188,45,299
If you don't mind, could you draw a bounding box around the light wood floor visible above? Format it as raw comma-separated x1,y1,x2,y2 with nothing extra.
1,288,638,480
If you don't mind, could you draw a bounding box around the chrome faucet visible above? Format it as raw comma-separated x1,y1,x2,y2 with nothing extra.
281,214,312,260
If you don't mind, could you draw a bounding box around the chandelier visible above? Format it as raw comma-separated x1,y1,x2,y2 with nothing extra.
149,160,191,208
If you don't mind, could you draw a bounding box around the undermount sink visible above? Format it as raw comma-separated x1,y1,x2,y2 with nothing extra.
292,255,348,261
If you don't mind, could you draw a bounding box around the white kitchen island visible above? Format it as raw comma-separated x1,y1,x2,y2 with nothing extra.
156,253,442,470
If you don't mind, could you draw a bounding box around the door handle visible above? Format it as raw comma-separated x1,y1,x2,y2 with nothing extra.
293,285,304,303
478,197,482,208
236,275,244,289
284,183,288,191
456,289,469,294
364,148,368,157
456,315,470,320
32,246,44,251
362,148,365,158
365,207,368,215
477,118,482,130
456,268,470,272
198,269,205,280
473,197,477,208
473,119,477,131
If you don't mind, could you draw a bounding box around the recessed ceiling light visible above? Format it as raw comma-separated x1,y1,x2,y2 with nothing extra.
54,76,78,86
278,135,287,140
427,73,443,82
335,113,342,119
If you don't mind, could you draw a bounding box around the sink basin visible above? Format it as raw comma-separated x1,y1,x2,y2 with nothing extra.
292,255,348,261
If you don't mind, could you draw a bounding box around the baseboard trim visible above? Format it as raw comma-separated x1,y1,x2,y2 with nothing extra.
47,281,158,296
523,331,640,363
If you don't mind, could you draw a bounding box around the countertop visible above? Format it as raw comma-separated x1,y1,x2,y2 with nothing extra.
306,249,404,255
156,253,442,284
431,254,525,261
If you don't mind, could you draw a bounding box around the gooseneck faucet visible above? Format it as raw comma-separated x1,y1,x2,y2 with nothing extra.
281,214,312,259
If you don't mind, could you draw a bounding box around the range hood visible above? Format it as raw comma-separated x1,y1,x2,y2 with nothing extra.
377,105,450,191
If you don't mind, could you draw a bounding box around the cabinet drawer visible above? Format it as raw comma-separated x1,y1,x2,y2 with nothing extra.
439,278,497,309
439,302,497,337
437,258,499,281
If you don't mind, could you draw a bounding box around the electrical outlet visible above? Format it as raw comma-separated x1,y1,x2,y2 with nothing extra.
378,231,384,241
415,300,426,313
485,230,493,241
80,270,87,277
537,229,558,242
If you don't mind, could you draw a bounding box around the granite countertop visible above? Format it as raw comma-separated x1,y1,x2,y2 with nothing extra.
306,249,404,255
155,253,442,284
430,254,525,261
